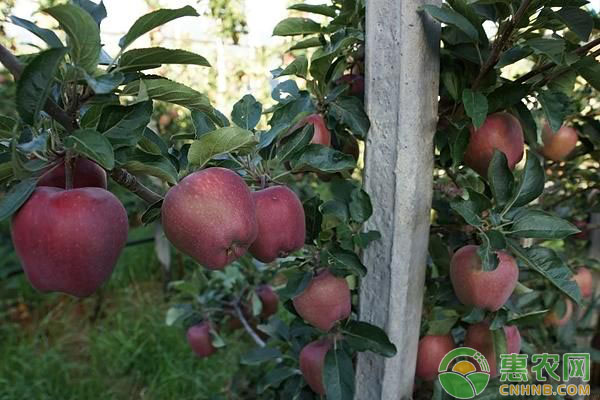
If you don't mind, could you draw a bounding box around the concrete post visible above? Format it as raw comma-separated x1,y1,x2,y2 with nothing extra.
355,0,441,398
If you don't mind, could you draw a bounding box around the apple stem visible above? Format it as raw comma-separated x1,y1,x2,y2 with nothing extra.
233,303,266,348
65,151,75,190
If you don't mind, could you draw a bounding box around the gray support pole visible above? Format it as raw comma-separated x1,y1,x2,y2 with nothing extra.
355,0,441,398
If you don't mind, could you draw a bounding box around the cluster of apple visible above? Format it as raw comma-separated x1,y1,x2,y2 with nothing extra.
415,111,593,383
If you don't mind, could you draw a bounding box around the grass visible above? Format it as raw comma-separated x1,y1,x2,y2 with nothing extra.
0,225,254,400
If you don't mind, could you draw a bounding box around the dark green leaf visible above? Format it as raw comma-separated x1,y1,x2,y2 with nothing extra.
44,4,100,73
342,321,397,357
487,83,530,113
191,111,217,138
577,57,600,92
328,96,370,139
509,210,580,239
291,145,356,173
123,150,178,184
288,3,337,17
508,151,544,208
139,127,169,155
0,178,37,221
0,116,17,139
64,129,114,169
462,89,487,128
276,125,313,162
326,247,367,277
450,128,470,167
9,16,63,48
488,150,513,207
450,189,491,227
555,7,593,41
537,90,572,132
16,47,67,125
84,71,124,94
272,17,321,36
349,188,372,223
72,0,107,26
141,199,163,225
259,368,299,393
274,55,309,79
279,270,312,300
524,38,565,65
232,95,262,130
304,196,323,244
491,327,507,372
97,101,153,148
354,230,381,249
118,47,210,71
497,47,532,68
324,348,355,400
187,126,258,167
240,347,282,365
423,5,479,41
289,36,322,51
427,307,459,335
119,6,198,49
513,102,538,147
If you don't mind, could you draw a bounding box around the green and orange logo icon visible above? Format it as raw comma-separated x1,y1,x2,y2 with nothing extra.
438,347,491,399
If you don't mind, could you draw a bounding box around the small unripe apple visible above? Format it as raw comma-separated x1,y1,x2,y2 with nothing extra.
186,322,216,358
256,284,279,318
293,269,351,331
450,245,518,311
464,112,524,176
299,338,332,395
544,298,573,326
541,122,578,161
291,114,331,147
573,267,593,298
464,322,521,377
38,157,107,189
11,187,128,297
249,186,305,263
162,168,258,269
336,74,365,97
415,334,455,381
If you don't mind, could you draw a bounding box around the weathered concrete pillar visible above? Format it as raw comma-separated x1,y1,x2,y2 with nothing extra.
355,0,441,398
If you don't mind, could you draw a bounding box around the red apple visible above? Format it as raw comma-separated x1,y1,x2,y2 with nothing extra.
541,122,578,161
464,322,521,377
573,267,593,298
161,167,258,269
293,269,351,331
450,245,519,311
11,187,128,297
544,298,573,326
464,112,524,176
415,334,455,381
337,74,365,97
38,157,107,189
187,322,216,358
291,114,331,147
573,221,589,240
256,285,279,319
299,338,332,395
249,186,305,263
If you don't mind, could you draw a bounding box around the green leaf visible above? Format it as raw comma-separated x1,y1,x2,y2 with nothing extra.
123,150,178,184
342,321,397,357
450,128,470,167
84,71,124,94
187,126,258,167
577,57,600,92
44,4,100,73
9,16,63,48
240,347,282,365
72,0,107,26
509,210,580,239
554,7,593,42
507,240,581,304
0,116,17,139
97,101,153,148
191,111,218,138
326,247,367,277
289,36,323,51
487,83,530,113
291,145,356,173
279,270,312,300
497,47,533,68
537,90,572,132
0,178,37,221
324,348,355,400
274,55,309,79
119,6,198,50
523,38,565,65
259,368,299,394
288,3,337,17
141,199,163,225
273,17,321,36
232,95,262,131
513,102,538,147
427,307,459,335
328,96,370,139
488,151,513,207
491,327,507,372
122,79,213,114
118,47,210,71
276,125,314,162
320,200,349,230
16,47,67,125
349,188,372,223
423,5,478,41
450,189,491,227
462,89,488,129
64,129,114,169
508,151,544,208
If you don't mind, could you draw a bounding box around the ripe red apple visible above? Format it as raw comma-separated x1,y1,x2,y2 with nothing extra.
573,221,589,240
291,114,331,147
544,298,573,326
541,122,578,161
256,285,279,319
161,167,258,270
292,269,351,331
464,322,521,377
464,112,524,176
450,245,519,311
336,74,365,97
573,267,593,298
38,157,107,189
11,187,128,297
186,322,216,358
415,334,455,381
249,186,305,263
299,338,332,395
